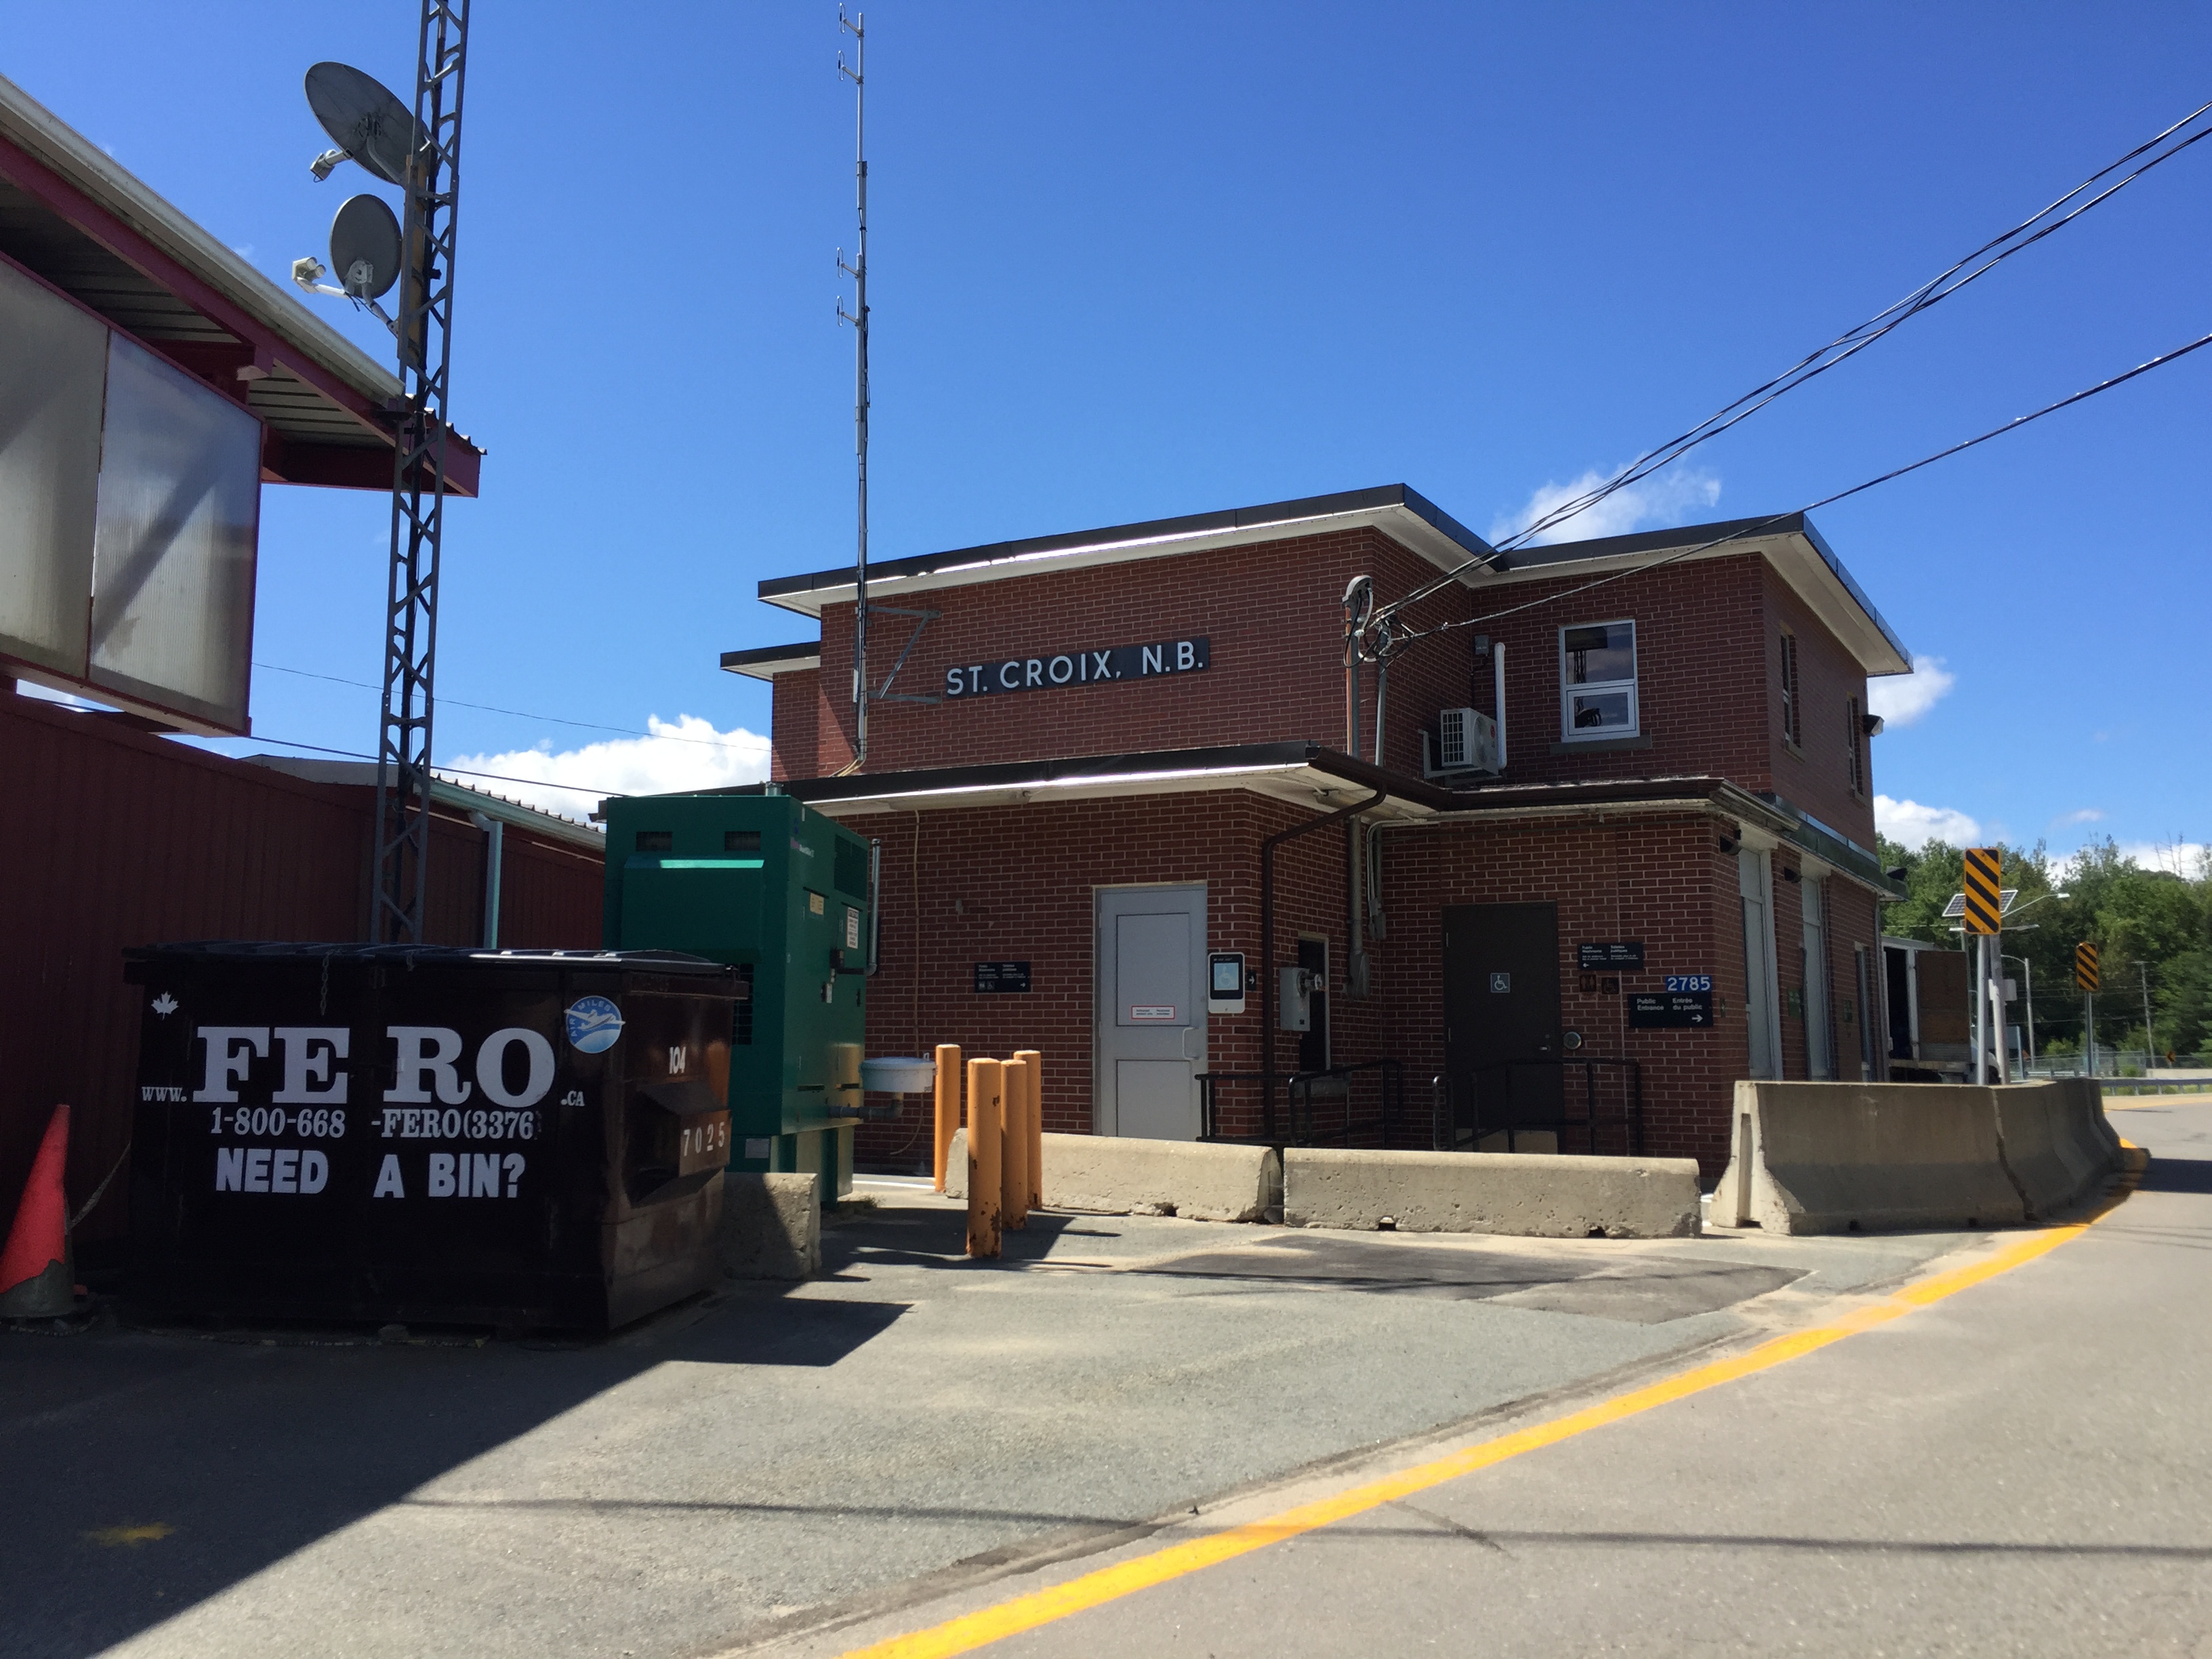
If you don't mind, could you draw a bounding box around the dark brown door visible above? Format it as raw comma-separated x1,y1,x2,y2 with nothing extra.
1443,903,1563,1143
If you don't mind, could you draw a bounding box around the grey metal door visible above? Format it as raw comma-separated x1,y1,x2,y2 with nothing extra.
1094,884,1206,1139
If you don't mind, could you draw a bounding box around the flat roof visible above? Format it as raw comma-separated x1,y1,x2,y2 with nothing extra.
743,491,1909,677
0,73,482,497
756,484,1498,619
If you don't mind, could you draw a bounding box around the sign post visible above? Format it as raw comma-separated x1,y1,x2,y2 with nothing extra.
2074,942,2100,1077
1962,848,2005,1083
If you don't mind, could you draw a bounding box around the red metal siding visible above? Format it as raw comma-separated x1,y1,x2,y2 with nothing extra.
0,693,603,1251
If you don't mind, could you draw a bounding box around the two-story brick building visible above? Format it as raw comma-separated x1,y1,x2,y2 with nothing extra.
719,484,1909,1181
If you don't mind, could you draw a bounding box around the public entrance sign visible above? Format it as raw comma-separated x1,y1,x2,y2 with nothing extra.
1629,986,1713,1028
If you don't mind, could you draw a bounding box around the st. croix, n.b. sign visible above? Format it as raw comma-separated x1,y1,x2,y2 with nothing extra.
943,637,1209,700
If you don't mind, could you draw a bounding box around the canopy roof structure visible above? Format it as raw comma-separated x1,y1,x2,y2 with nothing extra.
0,73,481,497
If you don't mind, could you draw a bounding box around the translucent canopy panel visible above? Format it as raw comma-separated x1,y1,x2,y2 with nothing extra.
87,335,262,733
0,258,107,678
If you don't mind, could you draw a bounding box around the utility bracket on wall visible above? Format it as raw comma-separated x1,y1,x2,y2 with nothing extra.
864,606,941,704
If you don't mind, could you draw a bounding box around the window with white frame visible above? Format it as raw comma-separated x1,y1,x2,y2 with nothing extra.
1559,621,1637,739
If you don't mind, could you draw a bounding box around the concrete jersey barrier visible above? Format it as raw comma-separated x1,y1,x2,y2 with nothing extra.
718,1172,821,1279
1991,1080,2110,1221
1712,1079,2122,1235
947,1130,1279,1223
1283,1146,1701,1239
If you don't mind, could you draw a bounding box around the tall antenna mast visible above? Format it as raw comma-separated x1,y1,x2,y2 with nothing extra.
835,7,869,775
373,0,470,940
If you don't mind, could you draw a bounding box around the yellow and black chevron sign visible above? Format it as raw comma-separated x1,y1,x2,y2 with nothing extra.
2074,942,2100,992
1961,847,2003,936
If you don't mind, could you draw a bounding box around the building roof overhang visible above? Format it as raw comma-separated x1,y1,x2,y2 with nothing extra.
0,73,483,497
743,495,1906,679
721,641,822,681
745,741,1906,897
754,484,1497,619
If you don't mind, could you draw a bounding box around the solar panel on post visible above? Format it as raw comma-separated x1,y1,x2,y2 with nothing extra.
1961,848,2003,937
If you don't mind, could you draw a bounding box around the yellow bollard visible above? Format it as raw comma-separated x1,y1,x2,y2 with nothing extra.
1001,1056,1031,1231
1015,1048,1044,1208
966,1058,1002,1258
933,1044,962,1193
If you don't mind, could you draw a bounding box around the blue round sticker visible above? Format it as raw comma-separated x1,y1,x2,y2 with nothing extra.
565,996,623,1054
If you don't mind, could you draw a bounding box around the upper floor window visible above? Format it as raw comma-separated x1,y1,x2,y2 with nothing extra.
1847,695,1866,795
1779,630,1801,747
1559,621,1637,740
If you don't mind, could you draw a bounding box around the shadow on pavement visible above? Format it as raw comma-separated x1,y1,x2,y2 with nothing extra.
2137,1155,2212,1195
1,1278,906,1659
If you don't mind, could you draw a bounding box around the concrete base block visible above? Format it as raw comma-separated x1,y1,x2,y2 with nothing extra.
718,1172,821,1280
948,1130,1279,1223
1283,1146,1701,1238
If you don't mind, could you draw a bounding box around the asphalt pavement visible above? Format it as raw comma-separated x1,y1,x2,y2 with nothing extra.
752,1099,2212,1658
1,1145,2112,1659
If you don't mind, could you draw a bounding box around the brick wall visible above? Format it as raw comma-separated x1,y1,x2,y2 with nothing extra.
1763,563,1879,844
826,782,1893,1180
1368,811,1751,1174
839,789,1369,1165
780,540,1879,841
798,527,1474,779
769,668,820,784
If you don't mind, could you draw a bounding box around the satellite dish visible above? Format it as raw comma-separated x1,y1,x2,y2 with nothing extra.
304,62,423,190
329,194,403,299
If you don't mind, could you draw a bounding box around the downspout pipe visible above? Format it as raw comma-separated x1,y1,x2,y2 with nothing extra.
1261,785,1387,1141
466,811,503,949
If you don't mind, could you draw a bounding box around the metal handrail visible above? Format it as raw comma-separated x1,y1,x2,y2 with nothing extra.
1197,1059,1405,1149
1450,1054,1644,1158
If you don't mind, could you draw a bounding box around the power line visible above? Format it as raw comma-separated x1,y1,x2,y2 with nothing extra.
251,661,769,754
1402,325,2212,644
1496,96,2212,554
1375,96,2212,628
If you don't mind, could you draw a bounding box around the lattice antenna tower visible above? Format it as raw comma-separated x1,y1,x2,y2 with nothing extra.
834,7,871,773
373,0,470,941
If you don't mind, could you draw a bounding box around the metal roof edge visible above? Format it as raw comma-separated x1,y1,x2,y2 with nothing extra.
754,485,1497,609
773,740,1456,813
720,640,823,680
0,72,402,405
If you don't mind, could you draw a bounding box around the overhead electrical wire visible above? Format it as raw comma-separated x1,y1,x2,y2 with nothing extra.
251,661,770,755
1370,94,2212,633
1389,326,2212,647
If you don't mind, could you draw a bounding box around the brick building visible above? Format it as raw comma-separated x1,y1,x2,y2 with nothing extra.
721,485,1909,1181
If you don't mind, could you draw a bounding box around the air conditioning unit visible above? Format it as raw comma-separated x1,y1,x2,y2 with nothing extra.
1436,707,1498,773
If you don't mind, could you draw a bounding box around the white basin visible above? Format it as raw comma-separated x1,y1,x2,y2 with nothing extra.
861,1056,937,1095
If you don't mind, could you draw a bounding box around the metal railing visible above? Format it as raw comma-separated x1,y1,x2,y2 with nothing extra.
1437,1056,1644,1158
1197,1059,1407,1149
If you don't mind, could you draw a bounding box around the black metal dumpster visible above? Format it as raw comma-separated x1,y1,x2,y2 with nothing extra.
124,944,743,1332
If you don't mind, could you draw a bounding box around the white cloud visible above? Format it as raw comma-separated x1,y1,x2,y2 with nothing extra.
2116,841,2210,878
1489,465,1722,546
1877,794,1982,851
2055,808,2106,827
443,714,769,823
1867,654,1955,729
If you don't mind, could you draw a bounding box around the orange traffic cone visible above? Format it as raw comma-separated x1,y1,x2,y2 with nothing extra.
0,1105,74,1319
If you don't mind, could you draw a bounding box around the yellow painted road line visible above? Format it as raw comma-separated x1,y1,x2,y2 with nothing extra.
842,1162,2144,1659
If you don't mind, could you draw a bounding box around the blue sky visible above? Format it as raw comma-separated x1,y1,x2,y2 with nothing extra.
13,3,2209,863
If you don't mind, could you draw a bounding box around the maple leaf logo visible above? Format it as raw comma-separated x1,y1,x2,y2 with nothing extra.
151,993,178,1017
